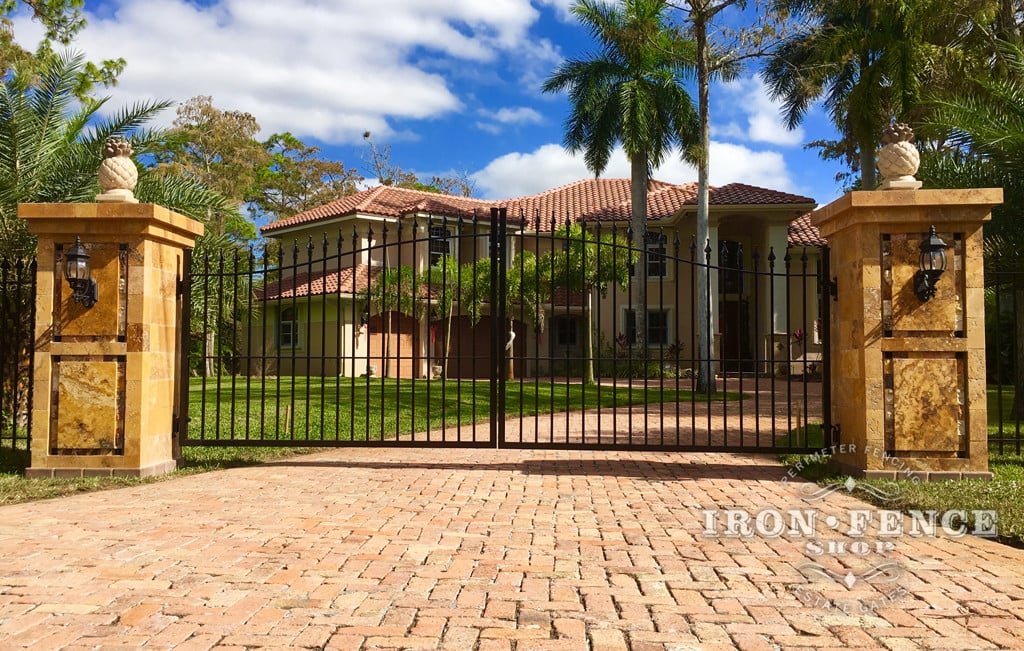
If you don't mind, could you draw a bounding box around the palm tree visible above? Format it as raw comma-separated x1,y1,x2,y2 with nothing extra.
0,52,234,260
761,0,930,189
542,0,698,358
0,51,238,381
924,38,1024,418
545,223,636,384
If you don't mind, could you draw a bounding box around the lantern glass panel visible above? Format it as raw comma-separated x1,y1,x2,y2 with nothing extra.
66,256,89,281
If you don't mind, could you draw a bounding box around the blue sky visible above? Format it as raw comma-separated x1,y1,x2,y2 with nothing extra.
18,0,847,205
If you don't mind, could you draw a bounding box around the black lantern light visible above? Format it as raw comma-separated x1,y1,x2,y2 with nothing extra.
913,226,947,302
63,236,98,308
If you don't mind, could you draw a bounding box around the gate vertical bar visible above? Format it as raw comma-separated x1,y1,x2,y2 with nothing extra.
489,207,508,447
820,246,833,448
174,248,192,451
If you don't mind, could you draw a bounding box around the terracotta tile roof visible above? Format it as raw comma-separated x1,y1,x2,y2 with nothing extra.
549,287,586,307
260,178,819,244
788,212,826,247
262,185,498,235
501,179,666,229
259,264,376,300
682,183,815,207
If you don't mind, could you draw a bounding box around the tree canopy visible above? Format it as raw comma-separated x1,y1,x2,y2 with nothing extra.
542,0,698,355
0,53,232,258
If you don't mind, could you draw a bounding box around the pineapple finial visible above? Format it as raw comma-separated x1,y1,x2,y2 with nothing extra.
96,136,139,203
877,122,922,190
103,136,134,159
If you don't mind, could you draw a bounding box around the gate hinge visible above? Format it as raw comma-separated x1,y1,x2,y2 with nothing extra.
827,277,838,300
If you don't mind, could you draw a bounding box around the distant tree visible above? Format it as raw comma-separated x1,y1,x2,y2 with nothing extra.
361,265,421,378
425,254,494,377
542,0,698,362
0,0,125,97
545,222,637,384
153,96,268,241
0,53,232,259
0,52,237,382
669,0,756,392
761,0,1003,189
249,132,362,221
924,38,1024,417
362,132,476,196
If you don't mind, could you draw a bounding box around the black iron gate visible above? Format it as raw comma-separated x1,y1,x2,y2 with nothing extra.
180,207,831,452
0,257,35,456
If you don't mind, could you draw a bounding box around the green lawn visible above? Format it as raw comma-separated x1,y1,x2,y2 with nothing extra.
778,388,1024,547
187,376,728,443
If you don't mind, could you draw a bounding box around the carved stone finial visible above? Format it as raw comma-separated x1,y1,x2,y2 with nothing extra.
877,122,922,190
96,136,139,203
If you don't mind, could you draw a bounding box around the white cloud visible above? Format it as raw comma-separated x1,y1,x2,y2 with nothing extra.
11,0,550,144
473,142,797,199
480,106,544,124
536,0,576,21
718,77,805,147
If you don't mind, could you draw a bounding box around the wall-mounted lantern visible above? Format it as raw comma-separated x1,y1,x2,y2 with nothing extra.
914,226,947,302
63,236,98,308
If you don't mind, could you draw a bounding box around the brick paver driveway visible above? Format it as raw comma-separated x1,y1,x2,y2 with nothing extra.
1,448,1023,650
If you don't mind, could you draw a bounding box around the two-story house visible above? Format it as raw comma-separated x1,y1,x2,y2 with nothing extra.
256,178,823,379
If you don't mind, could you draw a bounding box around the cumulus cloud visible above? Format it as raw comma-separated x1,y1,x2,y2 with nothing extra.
473,142,797,199
11,0,550,143
536,0,577,21
718,77,805,147
476,106,544,133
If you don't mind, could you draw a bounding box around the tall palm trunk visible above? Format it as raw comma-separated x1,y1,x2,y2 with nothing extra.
695,14,716,394
859,138,877,189
631,154,648,355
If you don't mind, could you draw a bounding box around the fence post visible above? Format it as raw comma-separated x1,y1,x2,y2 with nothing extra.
18,172,203,477
813,189,1001,480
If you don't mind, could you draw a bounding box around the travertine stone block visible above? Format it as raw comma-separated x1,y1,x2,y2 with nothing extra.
813,189,1000,480
20,202,202,478
55,358,122,451
892,357,960,452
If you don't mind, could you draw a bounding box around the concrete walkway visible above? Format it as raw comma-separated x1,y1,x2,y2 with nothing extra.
1,448,1023,650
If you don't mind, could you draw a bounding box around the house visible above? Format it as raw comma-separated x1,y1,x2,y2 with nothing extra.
256,179,823,379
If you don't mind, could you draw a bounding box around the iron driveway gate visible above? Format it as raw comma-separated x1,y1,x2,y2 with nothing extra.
180,208,831,453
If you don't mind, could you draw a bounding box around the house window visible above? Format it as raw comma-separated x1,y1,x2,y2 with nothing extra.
625,310,669,345
429,225,454,266
647,233,667,277
631,232,668,278
279,307,300,348
553,317,578,347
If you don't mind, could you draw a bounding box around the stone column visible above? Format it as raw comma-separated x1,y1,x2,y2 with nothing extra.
20,202,203,477
812,189,1001,479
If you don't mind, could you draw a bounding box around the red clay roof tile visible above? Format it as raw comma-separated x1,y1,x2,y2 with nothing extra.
787,212,826,247
259,264,376,301
260,178,818,244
